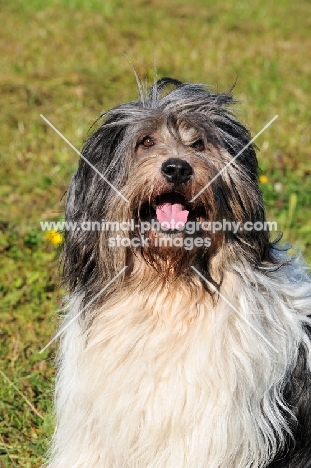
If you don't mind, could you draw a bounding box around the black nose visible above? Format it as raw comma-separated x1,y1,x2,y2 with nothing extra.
161,158,193,185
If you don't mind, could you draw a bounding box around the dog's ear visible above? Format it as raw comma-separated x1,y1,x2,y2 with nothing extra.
61,115,130,296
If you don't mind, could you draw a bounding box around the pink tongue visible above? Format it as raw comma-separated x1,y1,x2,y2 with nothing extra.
156,203,189,229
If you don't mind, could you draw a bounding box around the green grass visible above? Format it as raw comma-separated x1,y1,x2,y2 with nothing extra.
1,0,311,465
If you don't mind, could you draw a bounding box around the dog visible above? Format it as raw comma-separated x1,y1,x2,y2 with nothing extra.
47,78,311,467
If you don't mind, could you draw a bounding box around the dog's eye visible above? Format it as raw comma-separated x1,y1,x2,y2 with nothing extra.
140,136,155,148
190,139,204,151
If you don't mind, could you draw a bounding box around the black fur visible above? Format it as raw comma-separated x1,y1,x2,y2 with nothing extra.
269,326,311,467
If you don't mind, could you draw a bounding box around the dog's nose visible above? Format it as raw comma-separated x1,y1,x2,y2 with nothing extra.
161,158,193,185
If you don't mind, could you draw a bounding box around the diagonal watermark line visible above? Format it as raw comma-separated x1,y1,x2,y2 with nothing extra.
0,370,44,419
40,266,127,354
191,266,278,353
191,115,278,202
40,114,129,203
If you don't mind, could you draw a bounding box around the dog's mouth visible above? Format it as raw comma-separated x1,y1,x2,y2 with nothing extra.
155,192,189,230
139,192,205,234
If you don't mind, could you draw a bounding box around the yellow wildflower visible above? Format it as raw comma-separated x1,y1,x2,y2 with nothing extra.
45,229,63,246
259,175,268,184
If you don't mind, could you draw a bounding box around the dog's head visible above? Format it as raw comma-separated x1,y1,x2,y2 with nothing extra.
62,78,278,302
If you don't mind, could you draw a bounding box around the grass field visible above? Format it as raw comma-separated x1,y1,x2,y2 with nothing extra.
1,0,311,466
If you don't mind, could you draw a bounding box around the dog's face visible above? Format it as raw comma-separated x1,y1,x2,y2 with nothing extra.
126,123,215,263
62,78,276,301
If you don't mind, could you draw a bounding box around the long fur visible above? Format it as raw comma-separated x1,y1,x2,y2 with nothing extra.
47,78,311,467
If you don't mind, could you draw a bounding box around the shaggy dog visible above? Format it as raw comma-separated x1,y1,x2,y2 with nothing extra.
47,78,311,467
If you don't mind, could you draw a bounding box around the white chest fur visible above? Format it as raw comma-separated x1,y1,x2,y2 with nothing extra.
48,263,311,468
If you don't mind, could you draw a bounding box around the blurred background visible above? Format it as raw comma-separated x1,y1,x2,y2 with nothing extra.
1,0,311,466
